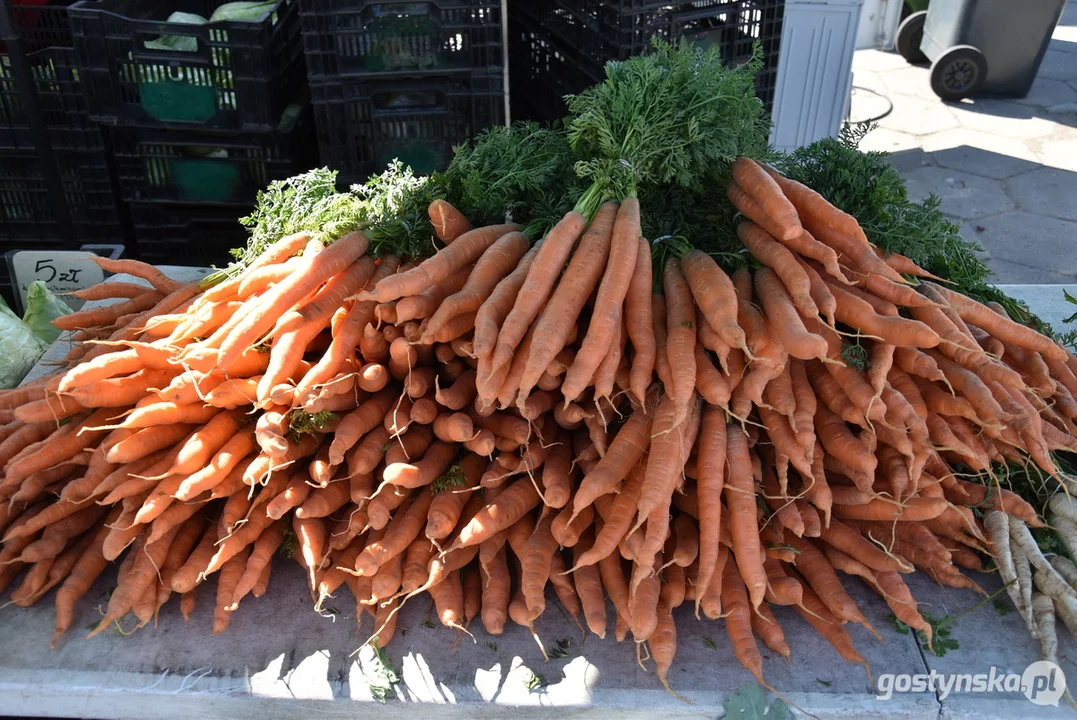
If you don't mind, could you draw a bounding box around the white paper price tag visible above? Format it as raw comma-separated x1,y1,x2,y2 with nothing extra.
10,250,106,304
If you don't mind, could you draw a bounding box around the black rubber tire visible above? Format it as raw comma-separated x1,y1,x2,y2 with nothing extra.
896,11,928,65
930,45,988,100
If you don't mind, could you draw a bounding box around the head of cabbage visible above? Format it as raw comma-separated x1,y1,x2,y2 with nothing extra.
23,280,72,345
0,295,48,389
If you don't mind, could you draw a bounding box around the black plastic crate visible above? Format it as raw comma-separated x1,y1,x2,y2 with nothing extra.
2,1,94,147
507,9,602,122
0,126,124,246
513,0,783,112
0,47,92,149
69,0,305,130
300,0,503,78
128,201,250,267
310,70,505,184
109,103,314,204
6,1,80,51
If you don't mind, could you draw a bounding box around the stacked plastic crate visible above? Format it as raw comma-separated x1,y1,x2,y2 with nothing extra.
0,0,124,304
509,0,785,122
300,0,508,186
68,0,313,269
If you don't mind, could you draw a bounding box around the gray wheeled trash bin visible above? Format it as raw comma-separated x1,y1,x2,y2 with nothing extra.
920,0,1067,100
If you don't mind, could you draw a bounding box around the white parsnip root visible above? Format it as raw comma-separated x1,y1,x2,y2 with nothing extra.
987,512,1033,634
1009,515,1077,602
1032,593,1058,666
1049,493,1077,524
1050,512,1077,562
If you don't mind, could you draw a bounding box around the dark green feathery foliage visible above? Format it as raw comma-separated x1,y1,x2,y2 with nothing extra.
565,40,772,218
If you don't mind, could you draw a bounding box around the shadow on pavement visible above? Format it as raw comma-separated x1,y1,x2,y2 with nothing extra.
886,144,1077,284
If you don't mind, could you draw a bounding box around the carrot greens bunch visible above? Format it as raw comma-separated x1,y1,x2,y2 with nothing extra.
444,121,583,235
565,40,771,219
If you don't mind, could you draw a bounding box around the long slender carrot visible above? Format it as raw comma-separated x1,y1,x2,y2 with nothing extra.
662,259,698,427
725,424,766,610
572,408,652,519
722,559,766,685
624,238,656,404
694,405,727,616
362,224,518,304
560,199,641,403
214,232,368,368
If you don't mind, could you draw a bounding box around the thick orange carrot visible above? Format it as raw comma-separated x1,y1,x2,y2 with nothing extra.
732,158,801,240
755,268,828,361
428,199,472,243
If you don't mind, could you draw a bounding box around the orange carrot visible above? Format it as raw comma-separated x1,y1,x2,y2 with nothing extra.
738,221,819,320
363,224,517,304
725,424,766,610
216,232,369,368
517,203,618,398
560,200,641,402
625,238,656,404
428,199,472,243
722,559,766,684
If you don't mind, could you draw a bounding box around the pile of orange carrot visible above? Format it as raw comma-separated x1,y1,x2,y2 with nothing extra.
1,157,1073,697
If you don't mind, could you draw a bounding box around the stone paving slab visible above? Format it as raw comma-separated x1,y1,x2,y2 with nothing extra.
960,212,1077,279
902,166,1014,219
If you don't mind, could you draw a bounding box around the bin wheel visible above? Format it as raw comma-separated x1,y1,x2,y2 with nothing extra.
930,45,987,100
896,10,928,65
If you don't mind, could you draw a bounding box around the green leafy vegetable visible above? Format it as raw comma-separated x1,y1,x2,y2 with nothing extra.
209,1,277,22
368,644,400,703
0,298,47,389
278,528,297,559
445,121,583,235
352,160,444,259
22,281,72,344
430,463,466,496
548,638,572,659
722,682,794,720
524,669,545,691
